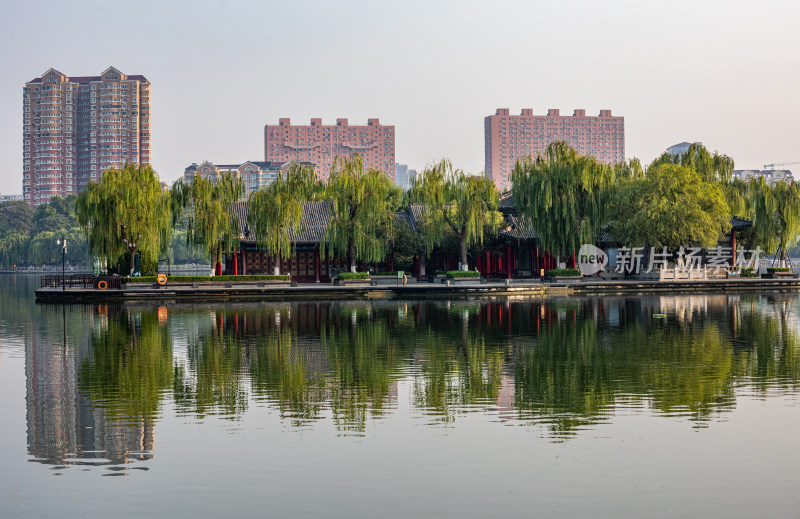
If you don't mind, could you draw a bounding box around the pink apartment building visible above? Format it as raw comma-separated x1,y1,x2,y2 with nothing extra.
22,67,151,206
485,108,625,191
264,118,395,181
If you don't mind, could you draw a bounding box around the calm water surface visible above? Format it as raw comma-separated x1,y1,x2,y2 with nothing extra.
1,275,799,518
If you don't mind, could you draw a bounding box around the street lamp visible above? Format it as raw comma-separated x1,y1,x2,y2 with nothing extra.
56,236,66,291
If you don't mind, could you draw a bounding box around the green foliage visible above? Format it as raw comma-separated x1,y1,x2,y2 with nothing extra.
248,163,322,263
171,173,244,267
0,232,30,268
610,164,731,249
747,178,800,263
410,159,501,270
76,163,173,274
384,217,423,267
740,268,757,277
650,143,734,183
766,267,791,272
31,194,78,236
338,272,370,279
512,141,615,258
546,268,581,277
0,200,33,236
129,274,289,283
324,154,395,271
445,270,480,278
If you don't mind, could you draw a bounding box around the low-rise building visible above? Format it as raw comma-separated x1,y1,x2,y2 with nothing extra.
182,160,313,196
732,169,794,184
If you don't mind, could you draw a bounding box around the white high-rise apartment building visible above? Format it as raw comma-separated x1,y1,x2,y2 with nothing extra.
23,67,151,206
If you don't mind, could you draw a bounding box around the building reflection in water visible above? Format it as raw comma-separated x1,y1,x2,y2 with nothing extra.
26,305,157,470
26,293,800,468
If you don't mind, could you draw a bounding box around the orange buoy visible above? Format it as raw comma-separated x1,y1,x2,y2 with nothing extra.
97,280,108,290
157,274,167,285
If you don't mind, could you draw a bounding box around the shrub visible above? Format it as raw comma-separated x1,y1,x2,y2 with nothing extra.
445,270,480,278
128,275,290,283
546,268,581,277
741,268,758,278
338,272,370,280
767,267,792,272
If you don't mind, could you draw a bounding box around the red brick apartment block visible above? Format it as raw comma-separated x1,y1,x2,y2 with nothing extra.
23,67,151,206
485,108,625,192
264,118,395,181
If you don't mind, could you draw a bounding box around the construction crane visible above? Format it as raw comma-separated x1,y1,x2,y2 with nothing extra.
764,161,798,170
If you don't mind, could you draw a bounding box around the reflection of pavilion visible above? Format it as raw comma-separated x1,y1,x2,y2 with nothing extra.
26,326,154,467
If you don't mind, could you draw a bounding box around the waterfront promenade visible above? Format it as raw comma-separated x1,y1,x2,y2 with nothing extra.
34,276,800,302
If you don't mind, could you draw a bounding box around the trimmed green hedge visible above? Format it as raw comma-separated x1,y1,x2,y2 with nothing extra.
338,272,370,280
128,275,290,283
546,268,581,277
767,267,792,272
741,268,758,278
445,270,480,278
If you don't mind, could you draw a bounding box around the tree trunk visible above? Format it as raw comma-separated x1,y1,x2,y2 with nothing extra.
348,240,356,273
129,245,136,276
459,235,469,271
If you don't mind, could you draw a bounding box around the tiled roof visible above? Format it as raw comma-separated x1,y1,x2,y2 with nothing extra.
28,74,149,84
232,200,333,245
408,204,427,229
731,216,752,230
394,211,414,229
498,191,515,209
499,214,537,240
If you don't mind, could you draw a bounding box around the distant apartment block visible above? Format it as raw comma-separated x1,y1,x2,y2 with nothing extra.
264,118,395,181
394,163,417,190
733,169,795,185
485,108,625,191
0,194,24,203
182,160,313,196
22,67,151,206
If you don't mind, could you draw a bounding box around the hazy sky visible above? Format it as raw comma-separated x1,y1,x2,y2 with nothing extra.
1,0,798,194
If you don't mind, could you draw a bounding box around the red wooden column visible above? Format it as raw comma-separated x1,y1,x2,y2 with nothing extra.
731,230,737,266
233,249,238,275
507,243,512,279
314,247,320,283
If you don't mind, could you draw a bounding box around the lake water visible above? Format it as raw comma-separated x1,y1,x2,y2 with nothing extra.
1,275,799,518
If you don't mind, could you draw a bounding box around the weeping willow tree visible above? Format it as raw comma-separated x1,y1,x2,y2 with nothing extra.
171,173,244,274
511,141,615,259
0,232,29,268
748,178,800,267
248,163,322,274
610,164,731,249
411,159,501,270
76,163,172,275
650,142,735,183
323,153,395,272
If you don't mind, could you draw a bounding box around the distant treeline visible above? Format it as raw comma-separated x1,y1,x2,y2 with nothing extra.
0,196,207,268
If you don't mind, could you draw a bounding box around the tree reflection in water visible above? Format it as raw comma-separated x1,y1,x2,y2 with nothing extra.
65,294,800,445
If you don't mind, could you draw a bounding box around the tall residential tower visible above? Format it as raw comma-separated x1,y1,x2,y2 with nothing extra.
484,108,625,191
23,67,151,206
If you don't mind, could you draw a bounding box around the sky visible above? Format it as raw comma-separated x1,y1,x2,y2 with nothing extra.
1,0,799,194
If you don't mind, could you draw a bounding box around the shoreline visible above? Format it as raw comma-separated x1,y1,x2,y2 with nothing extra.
34,277,800,303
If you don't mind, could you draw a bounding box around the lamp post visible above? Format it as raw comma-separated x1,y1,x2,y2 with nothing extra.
56,236,66,291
